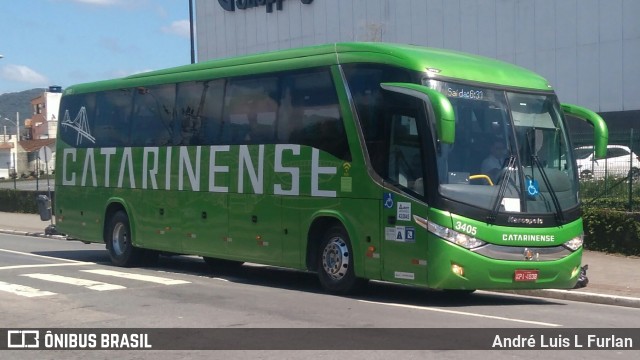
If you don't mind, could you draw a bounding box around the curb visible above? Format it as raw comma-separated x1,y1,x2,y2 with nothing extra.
3,228,640,309
503,289,640,309
0,228,68,241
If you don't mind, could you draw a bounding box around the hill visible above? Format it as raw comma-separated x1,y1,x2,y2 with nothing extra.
0,88,45,133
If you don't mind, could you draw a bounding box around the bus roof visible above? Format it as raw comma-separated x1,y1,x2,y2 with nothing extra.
64,42,552,94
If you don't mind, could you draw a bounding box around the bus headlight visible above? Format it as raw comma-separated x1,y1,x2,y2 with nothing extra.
563,234,584,251
427,221,486,249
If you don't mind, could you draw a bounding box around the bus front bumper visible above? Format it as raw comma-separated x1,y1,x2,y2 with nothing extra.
427,239,582,290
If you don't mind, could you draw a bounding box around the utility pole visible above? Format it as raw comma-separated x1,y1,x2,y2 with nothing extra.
14,112,20,178
12,153,16,189
189,0,196,64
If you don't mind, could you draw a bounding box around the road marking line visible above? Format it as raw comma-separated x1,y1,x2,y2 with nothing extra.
0,262,94,270
358,300,561,327
0,248,94,264
21,273,125,291
0,281,57,297
82,269,190,285
544,288,640,301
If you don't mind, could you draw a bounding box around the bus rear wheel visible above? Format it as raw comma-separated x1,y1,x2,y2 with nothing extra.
105,210,146,267
317,226,365,294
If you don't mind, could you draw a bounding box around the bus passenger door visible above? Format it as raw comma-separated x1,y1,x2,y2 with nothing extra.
380,113,429,286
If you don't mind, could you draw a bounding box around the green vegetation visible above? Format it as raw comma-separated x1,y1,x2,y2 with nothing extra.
580,176,640,211
0,189,53,213
580,175,640,255
582,207,640,256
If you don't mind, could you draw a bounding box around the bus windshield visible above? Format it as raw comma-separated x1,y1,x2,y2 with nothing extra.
425,80,579,216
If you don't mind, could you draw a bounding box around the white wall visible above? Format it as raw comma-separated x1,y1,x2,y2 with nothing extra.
196,0,640,113
0,150,10,178
45,92,61,139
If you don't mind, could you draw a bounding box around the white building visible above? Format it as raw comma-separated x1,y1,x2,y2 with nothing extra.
195,0,640,129
0,136,15,179
0,86,61,178
29,85,62,140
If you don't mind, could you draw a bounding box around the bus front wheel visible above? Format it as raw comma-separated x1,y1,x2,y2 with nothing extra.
317,226,365,294
105,210,145,267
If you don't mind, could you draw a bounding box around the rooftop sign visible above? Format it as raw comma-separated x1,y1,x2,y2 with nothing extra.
218,0,314,14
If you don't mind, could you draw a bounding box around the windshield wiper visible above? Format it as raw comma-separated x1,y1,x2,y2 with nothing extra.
531,155,565,224
524,128,565,224
487,155,516,224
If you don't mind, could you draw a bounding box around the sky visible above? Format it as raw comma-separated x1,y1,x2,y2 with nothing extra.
0,0,191,95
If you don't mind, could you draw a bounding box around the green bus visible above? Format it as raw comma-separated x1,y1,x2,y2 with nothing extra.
55,42,608,294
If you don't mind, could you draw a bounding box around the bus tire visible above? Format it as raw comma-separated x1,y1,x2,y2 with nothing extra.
317,225,365,294
105,210,144,267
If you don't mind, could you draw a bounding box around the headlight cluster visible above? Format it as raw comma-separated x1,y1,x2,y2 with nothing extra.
426,221,486,249
563,234,584,251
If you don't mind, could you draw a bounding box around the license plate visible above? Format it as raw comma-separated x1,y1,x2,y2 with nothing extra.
514,269,539,282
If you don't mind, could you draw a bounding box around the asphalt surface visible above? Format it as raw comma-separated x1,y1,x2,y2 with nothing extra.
0,210,639,308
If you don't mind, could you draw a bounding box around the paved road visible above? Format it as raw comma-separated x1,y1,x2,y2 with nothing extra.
1,233,639,359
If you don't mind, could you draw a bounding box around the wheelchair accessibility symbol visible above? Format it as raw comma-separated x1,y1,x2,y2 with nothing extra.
383,193,394,209
526,178,539,197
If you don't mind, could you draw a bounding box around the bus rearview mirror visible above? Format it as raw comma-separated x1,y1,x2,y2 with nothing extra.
561,103,608,159
380,82,455,144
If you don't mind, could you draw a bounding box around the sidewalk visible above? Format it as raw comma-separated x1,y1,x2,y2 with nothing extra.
0,211,639,308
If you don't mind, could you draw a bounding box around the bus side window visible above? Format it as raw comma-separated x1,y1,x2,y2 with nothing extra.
294,114,346,157
279,70,350,160
196,79,225,145
94,89,133,147
59,93,97,148
131,92,157,146
251,112,276,144
342,63,413,176
227,114,250,144
388,114,425,195
131,85,174,146
175,81,205,145
151,84,176,146
223,76,279,145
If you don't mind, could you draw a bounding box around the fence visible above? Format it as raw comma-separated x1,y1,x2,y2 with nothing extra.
572,129,640,211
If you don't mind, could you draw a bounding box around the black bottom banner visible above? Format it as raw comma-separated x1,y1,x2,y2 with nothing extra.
2,328,638,350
